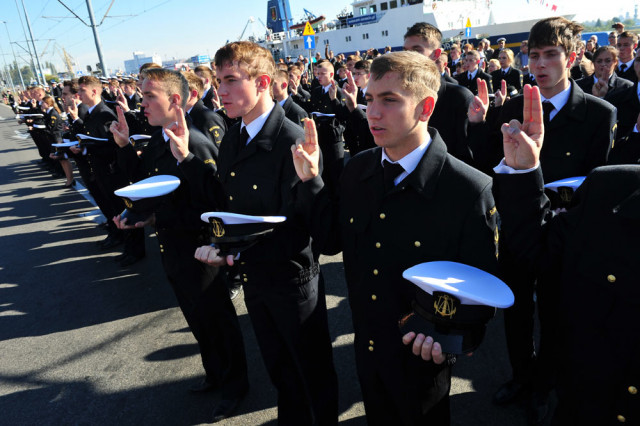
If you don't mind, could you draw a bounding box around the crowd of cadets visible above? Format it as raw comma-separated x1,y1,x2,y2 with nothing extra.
2,16,639,426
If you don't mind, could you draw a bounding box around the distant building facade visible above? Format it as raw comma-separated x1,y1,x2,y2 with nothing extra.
124,52,162,75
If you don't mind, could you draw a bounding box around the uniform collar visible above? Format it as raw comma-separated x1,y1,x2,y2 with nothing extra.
380,135,432,185
241,102,275,144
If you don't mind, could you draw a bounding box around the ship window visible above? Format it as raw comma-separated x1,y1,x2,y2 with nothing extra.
381,2,388,10
382,30,388,36
363,33,369,39
359,6,367,15
346,36,351,42
390,0,398,7
370,5,377,13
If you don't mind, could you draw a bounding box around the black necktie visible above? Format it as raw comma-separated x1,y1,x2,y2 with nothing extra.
620,64,627,72
542,101,554,124
383,160,405,192
240,127,249,146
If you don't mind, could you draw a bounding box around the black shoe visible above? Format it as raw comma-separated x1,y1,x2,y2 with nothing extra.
100,236,124,250
493,380,528,405
528,391,549,426
64,179,76,188
189,379,218,393
211,391,247,423
119,254,144,267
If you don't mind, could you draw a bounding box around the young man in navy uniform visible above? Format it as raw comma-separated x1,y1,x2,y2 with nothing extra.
455,49,494,95
110,68,248,424
493,84,640,426
403,22,475,166
467,17,617,425
169,41,338,426
293,51,499,426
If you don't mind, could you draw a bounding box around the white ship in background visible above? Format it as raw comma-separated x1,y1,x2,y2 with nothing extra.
255,0,576,60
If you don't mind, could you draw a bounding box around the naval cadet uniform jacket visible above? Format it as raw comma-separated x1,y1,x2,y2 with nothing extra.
576,73,633,101
117,127,249,398
187,99,226,150
469,80,617,182
126,92,142,111
281,96,308,127
71,101,127,220
491,67,523,93
178,103,339,424
319,129,499,425
430,75,475,166
455,69,494,95
494,165,640,426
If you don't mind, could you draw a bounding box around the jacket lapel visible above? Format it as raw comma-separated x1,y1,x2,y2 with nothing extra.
547,80,586,131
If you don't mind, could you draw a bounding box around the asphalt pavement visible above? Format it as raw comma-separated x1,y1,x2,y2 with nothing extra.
0,102,544,425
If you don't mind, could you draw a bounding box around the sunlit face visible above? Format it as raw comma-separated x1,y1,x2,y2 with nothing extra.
529,45,573,97
61,85,77,106
586,40,595,51
617,37,638,62
498,52,511,69
346,60,356,72
520,42,528,54
78,84,99,105
337,67,347,79
594,51,617,80
608,33,617,46
353,69,369,88
122,84,136,96
488,61,499,73
403,35,433,58
140,79,178,127
316,65,333,86
32,89,45,102
463,55,479,72
271,77,287,100
365,71,428,153
215,63,263,120
434,55,447,73
498,40,505,49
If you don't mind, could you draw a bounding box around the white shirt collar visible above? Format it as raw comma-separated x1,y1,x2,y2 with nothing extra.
541,83,571,120
162,129,169,143
501,66,511,73
619,58,634,70
322,83,332,93
87,103,98,114
380,135,432,186
241,103,275,145
278,98,287,107
468,68,478,79
46,107,53,113
201,87,211,100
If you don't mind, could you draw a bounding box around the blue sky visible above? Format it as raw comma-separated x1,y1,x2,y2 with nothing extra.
0,0,634,76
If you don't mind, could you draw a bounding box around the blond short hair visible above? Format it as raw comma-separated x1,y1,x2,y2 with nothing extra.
181,71,204,98
214,41,275,82
143,68,189,109
370,51,440,103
